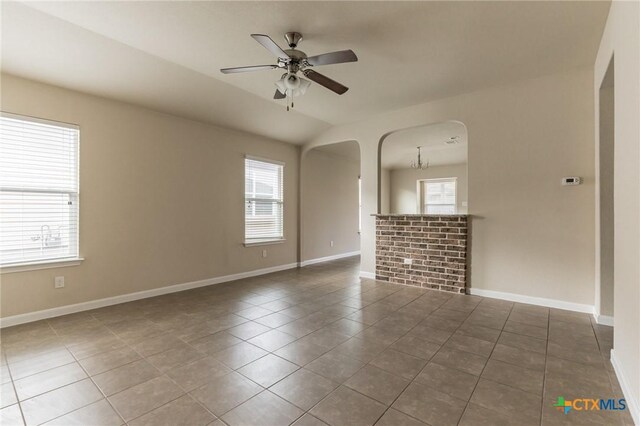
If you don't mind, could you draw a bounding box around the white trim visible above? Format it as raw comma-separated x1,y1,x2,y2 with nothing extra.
593,311,615,326
0,262,298,328
611,349,640,425
1,258,84,274
244,154,285,167
468,288,594,313
299,251,360,267
244,239,286,247
0,111,79,129
359,270,376,280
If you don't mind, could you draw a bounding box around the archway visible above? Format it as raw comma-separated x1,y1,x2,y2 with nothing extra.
300,140,361,265
377,121,468,215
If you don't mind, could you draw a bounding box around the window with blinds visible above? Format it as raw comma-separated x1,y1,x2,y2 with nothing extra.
421,177,457,214
0,113,80,266
244,157,284,243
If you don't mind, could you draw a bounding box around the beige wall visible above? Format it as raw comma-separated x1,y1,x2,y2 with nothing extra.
594,0,640,419
389,164,468,214
301,144,360,261
306,67,596,307
0,74,300,318
380,168,391,215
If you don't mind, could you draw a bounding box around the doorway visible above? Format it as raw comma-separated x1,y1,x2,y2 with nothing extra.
598,57,614,324
300,141,361,265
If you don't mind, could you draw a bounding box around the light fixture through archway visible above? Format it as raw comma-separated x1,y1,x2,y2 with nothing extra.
410,146,429,170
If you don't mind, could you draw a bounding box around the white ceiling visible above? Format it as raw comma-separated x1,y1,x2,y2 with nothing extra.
382,121,467,169
0,3,329,144
1,1,610,144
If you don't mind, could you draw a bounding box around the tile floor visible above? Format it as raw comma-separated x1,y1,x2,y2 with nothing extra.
0,257,633,425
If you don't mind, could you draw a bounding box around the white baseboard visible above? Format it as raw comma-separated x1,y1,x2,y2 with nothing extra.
359,270,376,280
469,288,594,314
0,262,299,328
299,251,360,267
611,349,640,425
593,311,615,326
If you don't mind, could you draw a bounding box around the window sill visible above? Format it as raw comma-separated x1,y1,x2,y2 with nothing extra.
1,258,84,274
244,239,286,247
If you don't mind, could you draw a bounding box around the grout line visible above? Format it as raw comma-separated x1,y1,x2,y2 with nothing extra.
38,318,126,426
330,291,456,425
446,300,511,425
4,355,27,426
540,306,552,425
259,281,443,424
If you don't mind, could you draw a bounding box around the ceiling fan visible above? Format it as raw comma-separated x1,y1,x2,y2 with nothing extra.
220,32,358,109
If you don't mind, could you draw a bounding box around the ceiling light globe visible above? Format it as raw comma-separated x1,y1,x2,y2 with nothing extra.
284,73,301,90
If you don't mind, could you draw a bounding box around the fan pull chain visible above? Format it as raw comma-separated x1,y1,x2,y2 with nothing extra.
286,93,294,111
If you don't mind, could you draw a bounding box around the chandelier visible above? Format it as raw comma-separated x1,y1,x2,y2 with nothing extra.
410,146,429,170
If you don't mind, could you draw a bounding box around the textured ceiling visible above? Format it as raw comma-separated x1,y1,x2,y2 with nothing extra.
1,1,610,144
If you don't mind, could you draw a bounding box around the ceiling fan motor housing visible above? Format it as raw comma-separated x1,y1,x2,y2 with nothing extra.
284,32,303,48
281,49,308,73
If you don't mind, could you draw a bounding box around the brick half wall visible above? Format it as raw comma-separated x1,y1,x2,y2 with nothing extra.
375,215,468,294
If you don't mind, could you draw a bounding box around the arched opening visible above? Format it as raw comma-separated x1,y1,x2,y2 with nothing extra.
378,121,468,215
300,140,361,266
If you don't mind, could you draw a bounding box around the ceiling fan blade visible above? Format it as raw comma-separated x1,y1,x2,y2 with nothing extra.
306,49,358,66
303,70,349,95
274,89,286,99
220,65,278,74
251,34,290,59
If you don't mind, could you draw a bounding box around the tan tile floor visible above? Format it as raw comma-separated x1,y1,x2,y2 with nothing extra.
0,257,634,425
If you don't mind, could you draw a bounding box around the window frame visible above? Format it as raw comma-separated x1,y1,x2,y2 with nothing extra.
417,177,458,215
243,155,285,246
0,112,83,272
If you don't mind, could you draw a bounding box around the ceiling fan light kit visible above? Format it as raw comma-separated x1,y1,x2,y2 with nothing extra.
220,32,358,110
274,73,311,109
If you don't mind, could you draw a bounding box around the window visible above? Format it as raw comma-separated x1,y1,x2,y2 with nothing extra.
244,157,284,243
420,177,457,214
0,113,80,266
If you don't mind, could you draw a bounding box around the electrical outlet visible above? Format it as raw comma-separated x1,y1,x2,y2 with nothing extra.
330,240,334,247
403,258,413,265
262,249,267,258
54,276,65,289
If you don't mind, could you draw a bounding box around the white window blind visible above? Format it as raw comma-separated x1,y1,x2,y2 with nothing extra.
422,178,457,214
0,113,79,266
244,157,284,242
